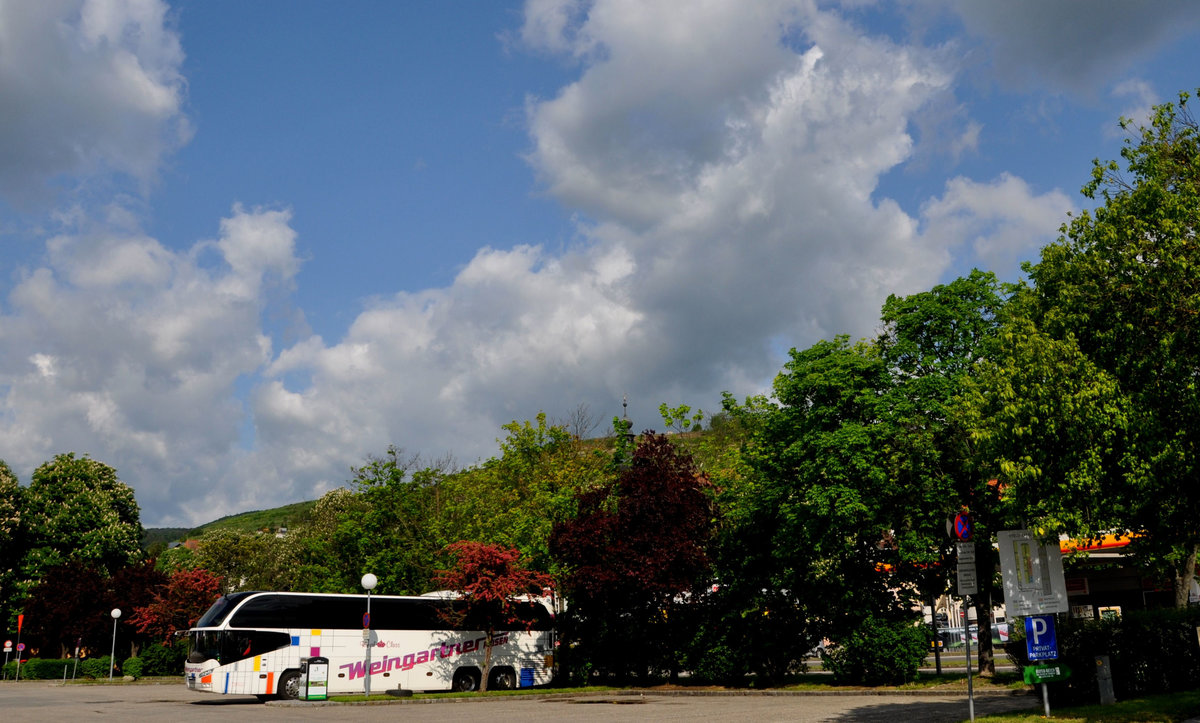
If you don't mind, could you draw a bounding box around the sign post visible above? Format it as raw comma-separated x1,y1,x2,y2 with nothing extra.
15,613,23,681
963,605,974,722
1025,614,1059,717
951,513,976,722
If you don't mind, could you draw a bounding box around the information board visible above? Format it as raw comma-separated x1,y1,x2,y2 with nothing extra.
998,530,1068,615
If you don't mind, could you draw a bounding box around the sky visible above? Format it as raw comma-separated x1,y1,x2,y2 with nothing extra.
1,0,1198,527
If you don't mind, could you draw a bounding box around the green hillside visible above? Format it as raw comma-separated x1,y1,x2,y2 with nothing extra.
144,499,319,547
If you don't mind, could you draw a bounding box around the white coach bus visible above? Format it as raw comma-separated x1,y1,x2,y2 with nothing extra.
183,590,556,699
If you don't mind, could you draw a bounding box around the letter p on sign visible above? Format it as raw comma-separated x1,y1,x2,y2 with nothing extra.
1025,614,1058,661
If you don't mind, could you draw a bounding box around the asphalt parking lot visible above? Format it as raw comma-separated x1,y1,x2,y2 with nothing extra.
0,680,1039,722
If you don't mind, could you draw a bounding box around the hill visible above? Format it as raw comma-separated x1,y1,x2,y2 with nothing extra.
143,499,318,548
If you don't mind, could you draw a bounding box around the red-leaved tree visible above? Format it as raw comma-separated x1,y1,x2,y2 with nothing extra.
129,568,224,643
550,432,713,681
433,541,552,692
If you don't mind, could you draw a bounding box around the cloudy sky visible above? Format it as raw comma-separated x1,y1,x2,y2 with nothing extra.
1,0,1198,527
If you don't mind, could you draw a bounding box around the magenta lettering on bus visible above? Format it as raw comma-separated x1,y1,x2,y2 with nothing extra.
338,634,510,680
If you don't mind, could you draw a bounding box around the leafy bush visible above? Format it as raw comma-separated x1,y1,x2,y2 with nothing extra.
822,616,932,685
139,642,186,676
1005,607,1200,705
2,658,76,680
79,655,114,679
121,656,144,678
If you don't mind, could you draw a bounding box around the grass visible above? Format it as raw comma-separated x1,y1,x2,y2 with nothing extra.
973,690,1200,722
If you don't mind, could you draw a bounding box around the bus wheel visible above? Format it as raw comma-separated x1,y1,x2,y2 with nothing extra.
488,667,516,690
278,670,302,700
452,667,480,692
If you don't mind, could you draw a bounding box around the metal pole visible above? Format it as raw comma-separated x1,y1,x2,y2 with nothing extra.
930,595,942,675
109,608,121,682
361,573,377,699
365,588,372,698
964,598,975,722
1042,682,1051,717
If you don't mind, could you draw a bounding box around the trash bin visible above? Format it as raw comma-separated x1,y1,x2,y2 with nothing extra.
519,667,535,688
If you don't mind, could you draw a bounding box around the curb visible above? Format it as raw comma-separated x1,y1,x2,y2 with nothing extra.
268,687,1033,707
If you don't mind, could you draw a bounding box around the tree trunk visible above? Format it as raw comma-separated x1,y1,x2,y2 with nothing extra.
480,629,493,692
1174,544,1198,608
973,539,996,676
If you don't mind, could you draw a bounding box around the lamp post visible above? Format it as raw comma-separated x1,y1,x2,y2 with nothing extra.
109,609,121,681
361,573,377,698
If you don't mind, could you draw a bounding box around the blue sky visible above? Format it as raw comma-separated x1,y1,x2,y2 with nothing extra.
1,0,1198,526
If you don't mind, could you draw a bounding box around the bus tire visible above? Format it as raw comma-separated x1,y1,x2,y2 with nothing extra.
452,667,480,692
278,670,303,700
488,666,516,690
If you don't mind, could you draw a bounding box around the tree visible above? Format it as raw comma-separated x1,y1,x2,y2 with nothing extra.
17,453,142,614
281,487,370,593
550,432,713,682
658,403,704,434
128,568,224,643
432,541,552,692
735,336,904,637
1023,90,1200,606
109,561,169,657
876,270,1008,673
0,460,22,632
343,447,453,594
20,561,108,658
436,414,610,573
194,529,280,593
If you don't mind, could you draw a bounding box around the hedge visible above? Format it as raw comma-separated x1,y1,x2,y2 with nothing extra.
1005,606,1200,705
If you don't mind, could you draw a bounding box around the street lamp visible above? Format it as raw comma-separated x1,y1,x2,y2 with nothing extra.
361,574,377,698
109,609,121,681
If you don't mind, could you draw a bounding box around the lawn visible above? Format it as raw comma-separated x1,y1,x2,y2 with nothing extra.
972,690,1200,723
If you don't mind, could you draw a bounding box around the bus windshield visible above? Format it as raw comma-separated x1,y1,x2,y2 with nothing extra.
194,592,256,628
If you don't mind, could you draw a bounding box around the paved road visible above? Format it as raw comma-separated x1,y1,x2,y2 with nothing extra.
0,681,1039,722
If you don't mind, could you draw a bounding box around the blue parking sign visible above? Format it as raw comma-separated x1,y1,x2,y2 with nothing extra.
1025,614,1058,661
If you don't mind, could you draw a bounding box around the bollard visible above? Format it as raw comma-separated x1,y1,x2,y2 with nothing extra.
1095,655,1115,705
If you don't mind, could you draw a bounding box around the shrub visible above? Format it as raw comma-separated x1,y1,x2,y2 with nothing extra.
139,642,186,676
3,658,74,680
822,616,932,686
1004,607,1200,705
79,655,114,679
121,656,144,679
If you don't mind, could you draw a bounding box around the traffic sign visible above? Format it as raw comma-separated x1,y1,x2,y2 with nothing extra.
1024,663,1071,684
953,512,972,541
1025,614,1058,661
957,563,978,596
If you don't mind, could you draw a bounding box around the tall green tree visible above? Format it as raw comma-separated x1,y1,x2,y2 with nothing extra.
735,337,903,638
342,446,448,594
194,529,283,593
876,270,1007,673
18,453,142,609
1024,90,1200,606
437,414,610,572
0,460,22,631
